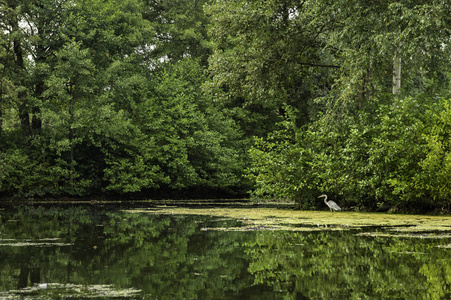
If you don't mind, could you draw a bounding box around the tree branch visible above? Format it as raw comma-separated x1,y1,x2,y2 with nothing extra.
298,62,341,68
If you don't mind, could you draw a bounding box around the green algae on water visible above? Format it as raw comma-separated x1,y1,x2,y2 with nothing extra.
127,206,451,236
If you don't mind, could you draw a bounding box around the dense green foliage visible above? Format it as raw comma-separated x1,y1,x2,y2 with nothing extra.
0,0,245,198
248,96,451,210
0,0,450,210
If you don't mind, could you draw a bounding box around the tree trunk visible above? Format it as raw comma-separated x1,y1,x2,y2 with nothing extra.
69,99,74,189
69,126,74,188
19,103,31,138
393,47,401,94
0,83,3,138
32,30,47,134
32,106,42,133
32,81,44,133
0,104,2,138
12,18,31,138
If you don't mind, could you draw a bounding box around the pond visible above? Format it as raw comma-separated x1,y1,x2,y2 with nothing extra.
0,203,450,299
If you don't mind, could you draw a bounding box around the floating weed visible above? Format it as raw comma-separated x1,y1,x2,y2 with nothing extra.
355,232,451,239
0,242,73,247
1,283,142,298
0,238,73,247
128,207,451,236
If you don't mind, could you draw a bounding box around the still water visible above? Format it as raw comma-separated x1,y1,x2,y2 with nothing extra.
0,205,449,299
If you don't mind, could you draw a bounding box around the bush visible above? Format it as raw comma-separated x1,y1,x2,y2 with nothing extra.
248,97,451,211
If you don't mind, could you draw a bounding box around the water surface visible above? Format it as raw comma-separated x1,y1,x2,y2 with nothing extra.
0,205,449,299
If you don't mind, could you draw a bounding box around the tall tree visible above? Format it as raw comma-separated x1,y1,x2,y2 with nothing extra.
44,41,95,189
205,0,339,135
0,0,157,196
328,0,451,104
206,0,451,121
0,0,68,138
39,0,154,194
1,0,30,138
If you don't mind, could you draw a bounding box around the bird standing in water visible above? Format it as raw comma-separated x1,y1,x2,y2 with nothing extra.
318,194,341,212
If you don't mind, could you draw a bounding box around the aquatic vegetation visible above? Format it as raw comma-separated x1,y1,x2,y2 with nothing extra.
130,206,451,236
0,238,73,247
0,283,142,299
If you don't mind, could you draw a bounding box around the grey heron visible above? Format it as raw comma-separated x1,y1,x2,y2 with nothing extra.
318,194,341,212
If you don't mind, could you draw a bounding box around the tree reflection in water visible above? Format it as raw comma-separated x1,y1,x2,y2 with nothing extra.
0,206,449,299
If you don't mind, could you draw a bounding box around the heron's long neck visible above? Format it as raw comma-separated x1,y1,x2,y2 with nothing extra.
323,196,328,204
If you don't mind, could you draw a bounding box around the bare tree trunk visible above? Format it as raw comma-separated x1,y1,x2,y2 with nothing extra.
393,47,401,94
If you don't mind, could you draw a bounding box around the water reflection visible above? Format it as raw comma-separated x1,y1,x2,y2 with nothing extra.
0,206,449,299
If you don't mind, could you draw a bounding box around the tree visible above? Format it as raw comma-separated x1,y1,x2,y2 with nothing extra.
0,0,157,197
327,0,451,103
243,0,451,210
0,0,70,139
139,58,246,191
205,0,339,135
0,0,30,138
43,41,95,192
